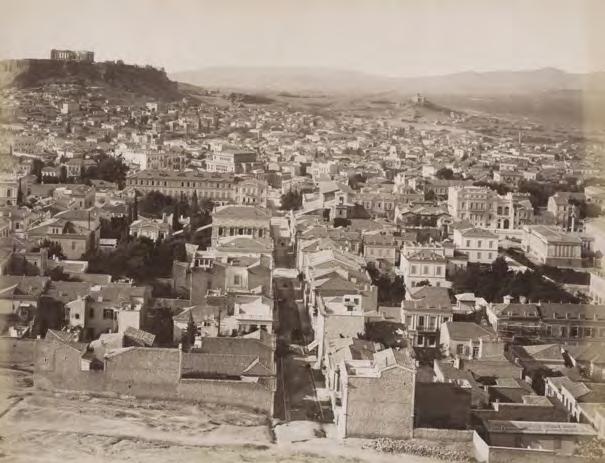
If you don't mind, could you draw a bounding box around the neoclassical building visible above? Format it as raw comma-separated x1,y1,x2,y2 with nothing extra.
211,205,272,246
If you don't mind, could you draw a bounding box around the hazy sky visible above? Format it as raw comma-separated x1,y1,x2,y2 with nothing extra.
0,0,603,76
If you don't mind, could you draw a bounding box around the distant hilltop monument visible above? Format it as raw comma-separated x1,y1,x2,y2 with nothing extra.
50,48,94,63
411,93,426,105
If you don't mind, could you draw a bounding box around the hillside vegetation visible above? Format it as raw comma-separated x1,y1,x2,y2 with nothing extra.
0,59,182,100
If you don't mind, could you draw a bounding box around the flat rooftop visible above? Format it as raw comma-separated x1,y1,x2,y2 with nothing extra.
486,420,596,436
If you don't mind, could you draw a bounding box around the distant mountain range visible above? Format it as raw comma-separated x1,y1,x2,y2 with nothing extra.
171,66,605,96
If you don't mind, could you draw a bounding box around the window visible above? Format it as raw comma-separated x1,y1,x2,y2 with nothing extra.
74,313,80,320
88,308,94,319
478,240,482,248
456,344,464,354
418,315,425,328
466,240,471,247
411,265,417,275
477,252,482,259
423,265,429,274
103,309,113,320
234,275,242,286
489,241,494,248
570,326,579,337
436,266,442,275
472,346,480,358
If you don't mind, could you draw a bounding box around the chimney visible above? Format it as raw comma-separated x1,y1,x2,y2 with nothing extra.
519,295,527,304
503,295,512,305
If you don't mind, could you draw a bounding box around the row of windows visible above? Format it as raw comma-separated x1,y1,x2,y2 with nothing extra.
410,265,443,276
555,325,605,338
362,201,393,210
217,227,265,238
464,240,495,249
130,179,232,188
366,247,394,257
69,308,114,320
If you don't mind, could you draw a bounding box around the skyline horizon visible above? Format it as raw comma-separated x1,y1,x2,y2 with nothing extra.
1,1,603,78
3,50,605,80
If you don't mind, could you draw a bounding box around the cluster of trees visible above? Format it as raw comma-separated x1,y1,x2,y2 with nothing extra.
87,190,214,282
31,152,129,188
569,198,602,219
451,257,582,303
84,236,186,282
348,173,367,190
518,179,582,209
32,239,65,260
280,190,303,211
435,167,455,180
473,180,513,196
100,216,130,240
82,152,129,188
366,263,406,306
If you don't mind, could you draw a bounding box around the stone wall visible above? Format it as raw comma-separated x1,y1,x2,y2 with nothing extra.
33,340,274,414
345,366,414,439
413,427,473,441
178,379,273,414
473,430,597,463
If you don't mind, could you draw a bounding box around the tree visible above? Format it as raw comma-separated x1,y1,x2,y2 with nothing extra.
59,165,67,183
138,191,174,218
47,266,80,282
33,240,65,260
452,262,580,304
199,198,214,214
147,307,174,347
435,167,454,180
280,190,303,211
16,179,23,206
348,173,367,190
191,190,199,214
333,217,351,228
182,312,197,350
100,217,129,239
491,256,510,280
172,203,182,231
366,263,406,305
473,181,512,196
424,190,437,201
31,159,44,182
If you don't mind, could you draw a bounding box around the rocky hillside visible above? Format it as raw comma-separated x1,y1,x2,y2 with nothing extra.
0,59,182,101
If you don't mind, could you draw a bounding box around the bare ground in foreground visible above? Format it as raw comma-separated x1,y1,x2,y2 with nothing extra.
0,368,448,463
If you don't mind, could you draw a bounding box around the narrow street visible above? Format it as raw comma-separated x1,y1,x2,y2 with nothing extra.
273,249,333,423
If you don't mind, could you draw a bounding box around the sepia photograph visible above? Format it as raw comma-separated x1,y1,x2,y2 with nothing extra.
0,0,604,461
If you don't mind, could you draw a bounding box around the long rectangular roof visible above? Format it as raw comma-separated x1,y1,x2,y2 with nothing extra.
485,420,596,436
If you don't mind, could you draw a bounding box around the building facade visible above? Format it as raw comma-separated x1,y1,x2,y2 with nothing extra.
127,170,235,205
